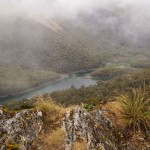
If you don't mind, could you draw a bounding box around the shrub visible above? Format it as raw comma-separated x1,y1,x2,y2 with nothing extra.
82,103,95,112
91,67,126,79
115,87,150,132
131,61,150,69
82,97,100,111
6,143,19,150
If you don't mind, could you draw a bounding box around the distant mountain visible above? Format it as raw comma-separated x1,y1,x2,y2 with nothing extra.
0,7,150,95
0,7,150,73
0,16,104,73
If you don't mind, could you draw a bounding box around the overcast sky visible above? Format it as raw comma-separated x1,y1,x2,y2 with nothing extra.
0,0,150,42
0,0,150,19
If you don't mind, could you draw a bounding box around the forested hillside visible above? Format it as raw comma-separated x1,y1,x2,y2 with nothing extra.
0,3,150,95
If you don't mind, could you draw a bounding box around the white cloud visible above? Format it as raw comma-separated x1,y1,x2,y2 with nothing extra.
0,0,150,37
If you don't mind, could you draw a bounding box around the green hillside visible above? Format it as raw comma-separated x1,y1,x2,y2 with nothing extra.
0,9,150,95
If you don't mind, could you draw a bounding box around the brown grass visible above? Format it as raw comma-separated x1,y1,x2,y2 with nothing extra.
32,128,65,150
32,96,76,150
102,101,125,128
34,96,87,150
72,141,87,150
43,128,65,150
35,96,66,123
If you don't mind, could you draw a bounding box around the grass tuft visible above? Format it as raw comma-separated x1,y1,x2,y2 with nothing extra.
35,96,66,123
115,87,150,132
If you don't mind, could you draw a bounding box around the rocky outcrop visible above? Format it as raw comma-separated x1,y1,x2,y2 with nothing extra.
0,105,149,150
63,107,121,150
0,105,43,150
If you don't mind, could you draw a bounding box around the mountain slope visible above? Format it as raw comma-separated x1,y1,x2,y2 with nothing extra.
0,7,150,95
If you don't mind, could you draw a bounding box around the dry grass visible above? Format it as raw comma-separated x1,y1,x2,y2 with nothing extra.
43,128,65,150
102,101,125,127
35,96,66,123
33,96,68,150
32,128,65,150
114,87,150,132
72,141,87,150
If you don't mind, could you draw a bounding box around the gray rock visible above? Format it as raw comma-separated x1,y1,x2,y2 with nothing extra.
0,110,3,115
0,145,6,150
63,107,118,150
0,107,43,150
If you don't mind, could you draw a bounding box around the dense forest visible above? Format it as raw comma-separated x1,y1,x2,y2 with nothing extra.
50,68,150,106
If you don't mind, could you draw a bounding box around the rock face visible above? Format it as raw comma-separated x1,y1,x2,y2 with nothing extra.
0,105,43,150
63,107,120,150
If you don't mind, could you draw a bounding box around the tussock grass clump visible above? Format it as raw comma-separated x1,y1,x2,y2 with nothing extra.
115,87,150,132
35,96,66,123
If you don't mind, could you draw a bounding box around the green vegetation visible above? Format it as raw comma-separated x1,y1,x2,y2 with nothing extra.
3,69,150,149
1,15,150,96
6,68,150,111
82,103,95,112
6,143,19,150
115,87,150,133
91,67,132,79
131,61,150,69
51,69,150,106
0,66,61,96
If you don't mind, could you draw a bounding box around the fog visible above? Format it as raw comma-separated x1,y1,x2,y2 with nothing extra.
0,0,150,59
0,0,150,95
0,0,150,38
0,0,150,67
0,0,150,19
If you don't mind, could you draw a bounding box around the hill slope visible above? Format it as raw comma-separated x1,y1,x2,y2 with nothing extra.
0,7,150,95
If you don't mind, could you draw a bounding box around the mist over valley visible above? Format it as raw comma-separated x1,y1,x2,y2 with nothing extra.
0,0,150,96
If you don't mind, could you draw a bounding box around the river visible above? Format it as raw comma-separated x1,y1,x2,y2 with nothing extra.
0,70,98,104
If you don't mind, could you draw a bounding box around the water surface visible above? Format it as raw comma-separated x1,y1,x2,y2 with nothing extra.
0,70,98,104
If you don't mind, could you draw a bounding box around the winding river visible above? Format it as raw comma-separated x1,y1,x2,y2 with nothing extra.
0,70,98,104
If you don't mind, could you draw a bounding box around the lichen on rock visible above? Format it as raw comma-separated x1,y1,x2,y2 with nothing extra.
63,107,120,150
0,105,43,150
